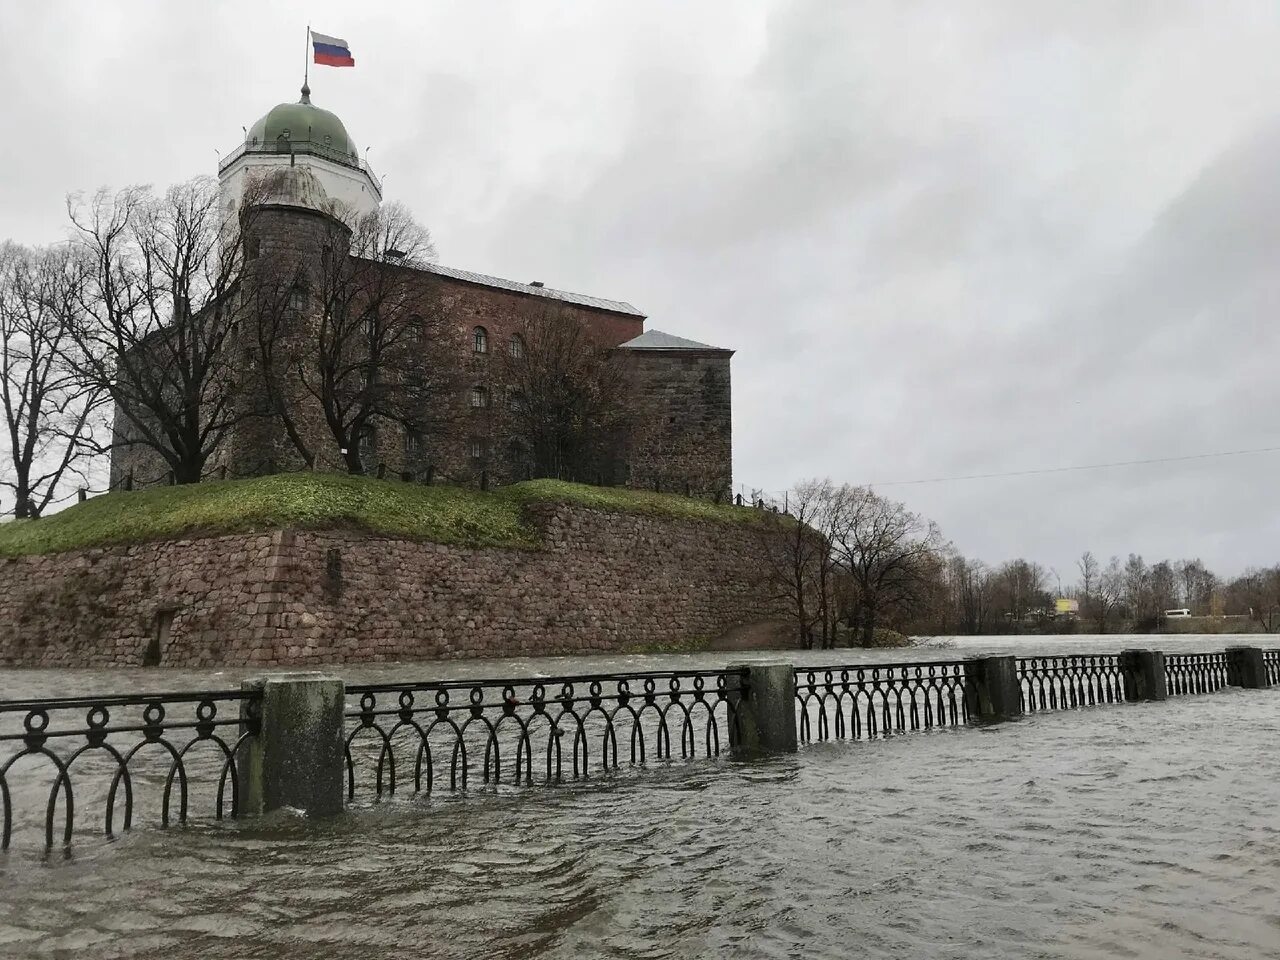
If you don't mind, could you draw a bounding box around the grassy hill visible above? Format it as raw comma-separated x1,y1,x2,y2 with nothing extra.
0,473,758,558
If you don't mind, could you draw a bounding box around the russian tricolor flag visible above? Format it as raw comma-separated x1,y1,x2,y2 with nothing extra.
312,31,355,68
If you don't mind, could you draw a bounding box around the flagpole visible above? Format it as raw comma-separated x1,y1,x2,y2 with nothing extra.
304,24,310,88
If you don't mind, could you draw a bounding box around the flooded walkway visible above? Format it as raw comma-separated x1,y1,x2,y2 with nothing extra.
1,636,1277,958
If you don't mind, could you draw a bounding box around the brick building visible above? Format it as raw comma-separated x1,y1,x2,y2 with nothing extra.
109,85,733,496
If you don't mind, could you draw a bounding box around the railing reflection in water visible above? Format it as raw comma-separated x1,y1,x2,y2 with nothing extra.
0,691,260,851
1164,652,1231,696
342,669,746,800
795,662,974,744
1017,655,1126,713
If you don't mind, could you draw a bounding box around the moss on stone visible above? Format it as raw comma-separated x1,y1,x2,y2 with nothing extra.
0,473,763,558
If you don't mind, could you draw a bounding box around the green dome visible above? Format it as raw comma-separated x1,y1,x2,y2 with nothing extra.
245,84,358,161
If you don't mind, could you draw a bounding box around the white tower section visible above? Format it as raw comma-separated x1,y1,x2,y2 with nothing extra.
218,83,381,220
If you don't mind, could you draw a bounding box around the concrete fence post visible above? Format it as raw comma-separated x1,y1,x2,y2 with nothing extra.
965,656,1023,723
239,674,346,817
1226,647,1270,689
730,662,797,757
1120,649,1168,701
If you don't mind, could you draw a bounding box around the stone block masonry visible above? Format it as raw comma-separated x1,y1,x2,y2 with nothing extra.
0,502,781,668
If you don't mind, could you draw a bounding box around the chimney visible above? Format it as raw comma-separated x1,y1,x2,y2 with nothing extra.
529,280,544,287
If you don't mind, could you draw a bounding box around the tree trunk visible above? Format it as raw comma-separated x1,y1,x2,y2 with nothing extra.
861,607,876,647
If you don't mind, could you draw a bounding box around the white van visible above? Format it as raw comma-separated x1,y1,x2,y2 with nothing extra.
1164,608,1191,618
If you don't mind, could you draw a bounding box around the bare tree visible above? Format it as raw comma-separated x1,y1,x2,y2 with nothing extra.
829,485,943,645
1077,550,1099,622
952,555,994,635
1093,555,1125,633
67,179,252,484
1175,558,1216,615
993,559,1049,625
0,243,105,516
1123,553,1152,624
1149,559,1178,622
756,478,840,648
249,197,455,475
501,306,632,483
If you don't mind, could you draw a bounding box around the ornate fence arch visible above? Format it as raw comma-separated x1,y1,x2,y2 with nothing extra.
343,669,746,801
0,691,259,851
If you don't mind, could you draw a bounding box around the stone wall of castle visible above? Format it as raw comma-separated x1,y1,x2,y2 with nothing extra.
106,206,733,499
620,350,733,499
0,503,781,668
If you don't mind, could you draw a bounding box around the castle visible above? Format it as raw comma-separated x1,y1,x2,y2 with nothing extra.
109,84,734,496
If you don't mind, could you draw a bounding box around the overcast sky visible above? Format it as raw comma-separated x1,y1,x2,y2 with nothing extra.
3,1,1279,580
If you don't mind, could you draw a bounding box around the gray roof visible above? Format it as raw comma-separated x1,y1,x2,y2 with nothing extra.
422,262,645,317
617,329,732,353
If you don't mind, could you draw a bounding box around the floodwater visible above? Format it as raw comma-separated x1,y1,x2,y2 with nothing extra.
2,635,1279,959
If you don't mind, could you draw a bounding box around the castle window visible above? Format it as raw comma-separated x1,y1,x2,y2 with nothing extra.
409,315,425,343
404,430,421,460
358,425,377,463
506,388,523,412
470,385,489,409
473,326,488,354
290,287,305,311
469,437,488,461
508,334,525,359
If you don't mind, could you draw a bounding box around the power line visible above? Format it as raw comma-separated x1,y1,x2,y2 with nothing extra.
869,444,1280,488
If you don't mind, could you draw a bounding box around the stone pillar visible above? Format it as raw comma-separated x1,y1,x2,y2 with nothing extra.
1120,649,1168,701
965,656,1023,723
730,662,797,757
239,674,345,817
1226,646,1270,689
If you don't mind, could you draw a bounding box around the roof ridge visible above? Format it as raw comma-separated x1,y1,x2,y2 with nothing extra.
618,328,731,353
422,262,645,318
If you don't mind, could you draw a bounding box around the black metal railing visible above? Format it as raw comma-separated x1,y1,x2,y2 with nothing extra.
1265,650,1279,686
1017,655,1127,713
1164,652,1231,696
795,662,974,743
342,668,747,800
0,690,260,850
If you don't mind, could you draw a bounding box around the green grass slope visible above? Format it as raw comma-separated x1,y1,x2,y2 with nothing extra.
0,474,759,558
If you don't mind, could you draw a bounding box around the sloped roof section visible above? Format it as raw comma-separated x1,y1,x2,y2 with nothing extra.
617,329,732,353
422,263,645,317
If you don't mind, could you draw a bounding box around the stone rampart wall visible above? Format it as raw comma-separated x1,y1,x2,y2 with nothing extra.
0,503,778,668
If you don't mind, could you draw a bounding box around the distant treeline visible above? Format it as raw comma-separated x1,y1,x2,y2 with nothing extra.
754,480,1280,648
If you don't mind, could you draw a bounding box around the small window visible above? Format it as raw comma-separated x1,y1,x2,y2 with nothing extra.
469,437,488,461
508,334,525,359
358,425,377,460
404,430,421,459
409,315,425,343
473,326,488,354
470,385,489,409
506,388,522,412
290,287,305,311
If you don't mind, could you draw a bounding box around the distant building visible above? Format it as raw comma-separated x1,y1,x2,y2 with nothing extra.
109,85,733,496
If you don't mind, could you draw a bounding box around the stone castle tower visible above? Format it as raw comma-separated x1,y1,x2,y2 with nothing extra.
109,84,735,497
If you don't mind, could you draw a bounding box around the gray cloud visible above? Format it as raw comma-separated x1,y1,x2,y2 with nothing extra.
2,0,1279,576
